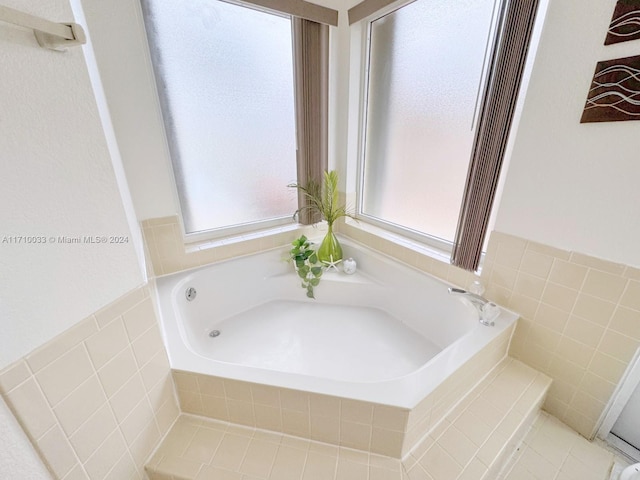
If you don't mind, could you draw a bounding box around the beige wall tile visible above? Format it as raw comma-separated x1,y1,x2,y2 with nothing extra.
131,324,163,368
196,375,225,397
572,294,615,326
280,389,309,413
62,465,90,480
569,253,625,275
310,394,340,418
526,240,570,261
254,404,282,431
251,384,280,408
69,403,118,462
0,360,31,394
84,430,127,480
201,393,229,420
598,330,639,363
534,304,570,333
224,379,253,402
371,427,404,457
310,415,340,443
495,237,527,269
507,294,539,320
588,352,627,384
340,420,372,450
282,409,310,437
579,372,616,404
609,306,640,340
541,283,578,313
35,345,94,406
620,280,640,311
85,319,129,370
5,377,57,439
341,399,374,424
373,405,409,432
53,375,107,436
121,398,155,445
155,397,180,435
140,350,171,391
103,452,138,480
564,316,605,348
520,250,554,279
98,347,138,397
37,424,78,479
26,318,98,373
548,355,586,388
549,260,588,290
556,337,595,369
514,273,546,300
490,265,518,290
122,298,157,342
130,421,162,468
110,374,146,423
582,270,628,303
227,399,255,426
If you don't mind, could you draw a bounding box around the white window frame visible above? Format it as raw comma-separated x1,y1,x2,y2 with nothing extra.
351,0,502,256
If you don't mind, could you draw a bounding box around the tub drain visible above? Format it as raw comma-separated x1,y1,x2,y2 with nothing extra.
209,330,221,338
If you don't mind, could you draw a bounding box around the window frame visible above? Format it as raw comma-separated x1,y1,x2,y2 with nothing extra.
353,0,502,256
140,0,334,243
351,0,541,271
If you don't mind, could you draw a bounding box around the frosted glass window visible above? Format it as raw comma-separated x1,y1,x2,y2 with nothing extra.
142,0,297,234
362,0,497,243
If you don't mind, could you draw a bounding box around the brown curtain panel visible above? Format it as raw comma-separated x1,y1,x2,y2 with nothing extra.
451,0,540,271
293,18,329,225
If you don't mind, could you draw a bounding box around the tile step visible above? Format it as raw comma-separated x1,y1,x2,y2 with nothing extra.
146,358,551,480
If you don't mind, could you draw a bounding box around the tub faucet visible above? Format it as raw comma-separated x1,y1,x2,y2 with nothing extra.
448,287,499,326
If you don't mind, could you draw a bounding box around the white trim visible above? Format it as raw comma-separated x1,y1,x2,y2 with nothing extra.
598,348,640,442
606,432,640,463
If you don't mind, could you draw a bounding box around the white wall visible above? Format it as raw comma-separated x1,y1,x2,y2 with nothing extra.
0,0,144,369
494,0,640,267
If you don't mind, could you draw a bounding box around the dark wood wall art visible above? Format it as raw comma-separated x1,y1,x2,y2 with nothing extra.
580,54,640,123
605,0,640,45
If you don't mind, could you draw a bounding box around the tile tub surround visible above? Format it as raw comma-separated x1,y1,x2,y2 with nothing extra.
0,286,180,480
147,358,551,480
141,215,321,276
481,231,640,439
171,323,514,459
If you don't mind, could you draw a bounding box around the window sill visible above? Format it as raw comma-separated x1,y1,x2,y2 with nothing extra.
338,218,482,286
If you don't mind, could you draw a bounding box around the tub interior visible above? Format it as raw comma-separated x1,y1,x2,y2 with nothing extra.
192,299,442,382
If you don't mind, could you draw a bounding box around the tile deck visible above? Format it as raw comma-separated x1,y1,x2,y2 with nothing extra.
146,358,571,480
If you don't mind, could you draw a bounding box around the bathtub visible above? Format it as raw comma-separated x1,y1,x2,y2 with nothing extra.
154,237,518,410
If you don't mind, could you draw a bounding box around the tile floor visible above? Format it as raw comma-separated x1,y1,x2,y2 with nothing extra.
146,411,621,480
503,412,618,480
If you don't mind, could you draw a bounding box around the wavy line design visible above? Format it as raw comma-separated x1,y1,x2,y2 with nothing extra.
581,55,640,123
605,2,640,45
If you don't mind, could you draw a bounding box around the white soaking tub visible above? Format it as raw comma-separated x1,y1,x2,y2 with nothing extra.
154,237,518,409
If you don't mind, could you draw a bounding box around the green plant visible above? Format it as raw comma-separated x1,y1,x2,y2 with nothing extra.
289,170,355,264
289,170,354,228
289,235,323,298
